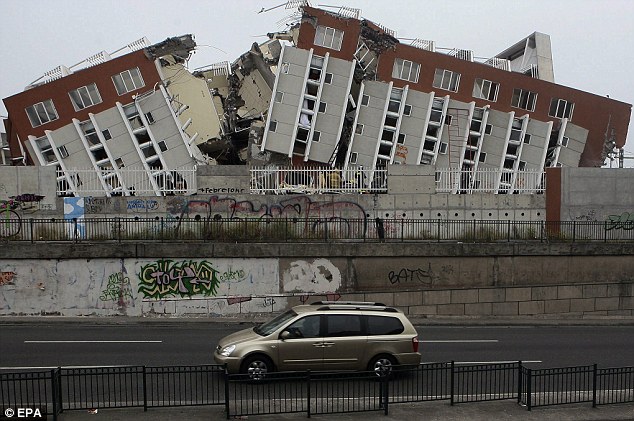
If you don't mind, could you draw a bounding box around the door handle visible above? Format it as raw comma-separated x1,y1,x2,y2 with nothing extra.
322,342,335,347
312,342,325,347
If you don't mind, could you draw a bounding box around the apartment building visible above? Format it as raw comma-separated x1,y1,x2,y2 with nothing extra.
2,35,211,196
260,5,631,192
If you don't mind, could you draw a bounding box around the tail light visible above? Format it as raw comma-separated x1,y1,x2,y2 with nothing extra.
412,336,419,352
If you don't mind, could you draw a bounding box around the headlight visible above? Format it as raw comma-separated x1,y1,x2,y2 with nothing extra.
220,344,236,357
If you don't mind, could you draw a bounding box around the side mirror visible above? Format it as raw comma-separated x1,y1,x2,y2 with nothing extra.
280,330,292,340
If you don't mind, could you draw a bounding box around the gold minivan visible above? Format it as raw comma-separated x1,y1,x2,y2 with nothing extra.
214,301,421,377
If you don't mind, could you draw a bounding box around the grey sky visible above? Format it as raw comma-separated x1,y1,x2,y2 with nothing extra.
1,0,633,160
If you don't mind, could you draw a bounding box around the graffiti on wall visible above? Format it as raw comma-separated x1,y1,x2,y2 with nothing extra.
138,259,224,299
605,212,634,231
283,259,342,294
388,263,436,287
0,271,16,286
127,199,159,212
100,272,134,302
172,195,368,236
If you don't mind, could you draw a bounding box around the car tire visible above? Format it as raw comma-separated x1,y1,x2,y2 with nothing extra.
241,354,274,380
368,354,397,377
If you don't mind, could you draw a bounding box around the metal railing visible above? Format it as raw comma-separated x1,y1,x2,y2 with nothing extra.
56,166,198,197
250,166,387,194
435,168,546,194
2,362,632,419
2,217,633,243
249,166,546,195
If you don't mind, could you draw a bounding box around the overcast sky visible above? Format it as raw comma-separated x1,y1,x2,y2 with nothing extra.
2,0,633,160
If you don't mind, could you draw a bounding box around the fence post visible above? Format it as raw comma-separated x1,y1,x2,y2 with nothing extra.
507,219,511,242
143,366,148,412
51,368,58,421
307,369,311,418
160,217,164,242
573,220,576,242
526,368,532,411
383,372,389,415
30,218,34,243
437,219,441,243
224,365,230,420
592,363,597,408
517,361,522,404
324,219,328,242
450,361,455,406
57,367,63,414
73,218,78,243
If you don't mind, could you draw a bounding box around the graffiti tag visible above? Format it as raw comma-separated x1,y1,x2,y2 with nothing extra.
0,271,16,286
100,272,134,302
138,259,221,299
127,199,159,212
388,263,435,287
605,212,634,231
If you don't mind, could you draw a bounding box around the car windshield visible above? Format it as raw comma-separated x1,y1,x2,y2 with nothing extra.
254,309,297,336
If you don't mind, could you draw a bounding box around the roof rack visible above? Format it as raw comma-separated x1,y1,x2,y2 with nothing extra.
310,301,386,306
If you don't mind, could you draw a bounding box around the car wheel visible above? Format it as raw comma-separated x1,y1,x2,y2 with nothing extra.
368,354,397,377
241,354,274,380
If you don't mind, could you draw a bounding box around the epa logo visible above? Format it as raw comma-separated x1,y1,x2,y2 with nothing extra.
4,407,43,418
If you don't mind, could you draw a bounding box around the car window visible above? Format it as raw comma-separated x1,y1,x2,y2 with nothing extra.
255,309,298,336
366,315,405,335
325,314,363,337
285,315,321,338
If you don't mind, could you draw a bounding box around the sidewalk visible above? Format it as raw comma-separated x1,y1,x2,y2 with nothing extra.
56,399,634,421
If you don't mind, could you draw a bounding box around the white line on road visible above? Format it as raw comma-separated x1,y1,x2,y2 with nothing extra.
421,340,499,343
24,340,162,343
0,365,138,370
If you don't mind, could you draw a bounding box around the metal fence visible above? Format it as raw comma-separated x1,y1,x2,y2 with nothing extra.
2,362,632,419
2,217,633,242
56,166,198,197
250,166,388,194
249,166,546,195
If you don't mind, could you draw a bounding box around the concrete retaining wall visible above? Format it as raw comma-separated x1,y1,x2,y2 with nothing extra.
1,242,633,318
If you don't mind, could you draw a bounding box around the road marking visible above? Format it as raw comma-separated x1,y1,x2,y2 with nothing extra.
421,340,499,343
0,365,135,370
453,360,542,365
24,340,162,343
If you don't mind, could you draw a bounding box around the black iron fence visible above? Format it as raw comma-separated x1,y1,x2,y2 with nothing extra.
1,362,632,419
1,216,633,242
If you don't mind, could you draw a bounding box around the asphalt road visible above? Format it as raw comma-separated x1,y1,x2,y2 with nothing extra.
1,321,633,370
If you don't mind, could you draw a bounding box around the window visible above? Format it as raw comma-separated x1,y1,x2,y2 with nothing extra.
102,129,112,140
518,161,526,171
145,112,155,124
392,58,420,83
485,124,492,135
433,68,461,92
350,152,358,164
439,142,448,154
511,88,537,111
366,316,404,335
479,152,487,163
318,102,327,113
314,25,344,50
157,140,168,152
397,133,406,144
403,104,412,116
325,315,362,337
560,136,569,147
115,158,125,168
57,145,69,159
34,136,56,163
361,94,369,106
312,131,321,142
25,99,59,127
324,73,333,84
112,67,145,95
523,134,532,144
281,63,290,74
274,92,284,103
444,115,453,126
269,120,277,132
472,78,499,102
69,83,102,111
549,98,574,119
355,124,364,135
286,315,321,338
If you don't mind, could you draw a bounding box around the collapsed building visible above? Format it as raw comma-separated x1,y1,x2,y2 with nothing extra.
2,4,631,196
